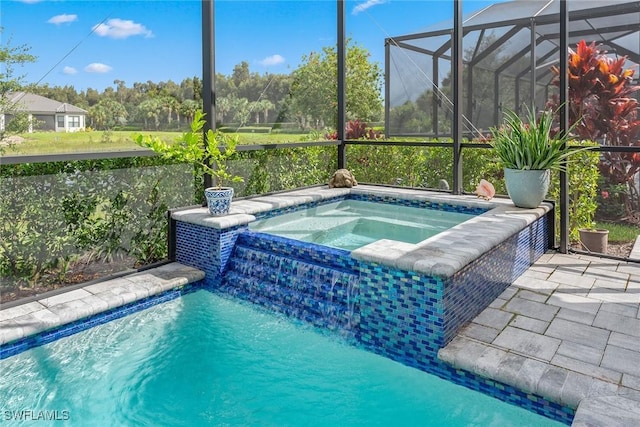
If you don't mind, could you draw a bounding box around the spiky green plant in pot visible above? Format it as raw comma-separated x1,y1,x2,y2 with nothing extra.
489,106,590,208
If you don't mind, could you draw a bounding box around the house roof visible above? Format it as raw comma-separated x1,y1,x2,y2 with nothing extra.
8,92,88,115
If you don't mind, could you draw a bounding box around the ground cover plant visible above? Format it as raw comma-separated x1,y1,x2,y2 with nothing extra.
0,157,195,301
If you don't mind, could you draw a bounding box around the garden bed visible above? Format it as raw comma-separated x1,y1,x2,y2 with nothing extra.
1,257,137,304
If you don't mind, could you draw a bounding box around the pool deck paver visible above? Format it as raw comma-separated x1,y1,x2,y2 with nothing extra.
438,251,640,426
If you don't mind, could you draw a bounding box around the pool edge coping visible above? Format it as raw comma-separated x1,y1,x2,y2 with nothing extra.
0,262,204,347
437,314,640,427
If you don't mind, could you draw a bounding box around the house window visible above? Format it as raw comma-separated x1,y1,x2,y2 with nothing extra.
69,116,81,128
57,116,65,128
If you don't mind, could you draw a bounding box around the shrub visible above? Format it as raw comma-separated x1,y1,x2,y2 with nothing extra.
548,40,640,223
325,119,383,140
0,157,194,289
548,141,600,241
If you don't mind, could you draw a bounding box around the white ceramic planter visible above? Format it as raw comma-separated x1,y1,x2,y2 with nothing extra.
204,187,234,216
504,168,550,209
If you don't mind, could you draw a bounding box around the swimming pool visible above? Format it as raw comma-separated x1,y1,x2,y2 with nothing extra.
249,199,476,250
0,290,564,426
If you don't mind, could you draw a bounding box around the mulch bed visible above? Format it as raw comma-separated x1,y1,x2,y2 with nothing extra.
572,242,633,258
1,257,137,304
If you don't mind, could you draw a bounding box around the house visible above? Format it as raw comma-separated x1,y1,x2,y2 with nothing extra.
1,92,88,133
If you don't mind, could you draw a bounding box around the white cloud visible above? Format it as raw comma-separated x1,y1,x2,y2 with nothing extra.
63,66,77,75
352,0,386,15
259,54,285,67
18,0,43,3
48,14,78,25
84,63,112,73
92,18,153,39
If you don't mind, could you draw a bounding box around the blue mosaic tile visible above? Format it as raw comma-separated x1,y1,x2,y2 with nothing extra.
348,192,488,215
252,196,348,220
217,231,361,335
357,261,446,361
443,214,549,343
175,222,246,287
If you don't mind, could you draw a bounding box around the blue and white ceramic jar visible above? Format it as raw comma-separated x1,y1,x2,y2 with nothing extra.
204,187,234,216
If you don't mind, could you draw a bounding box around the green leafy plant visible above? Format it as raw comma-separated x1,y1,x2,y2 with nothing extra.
596,179,628,221
1,157,193,299
135,110,244,189
489,107,585,171
549,141,600,241
0,29,37,144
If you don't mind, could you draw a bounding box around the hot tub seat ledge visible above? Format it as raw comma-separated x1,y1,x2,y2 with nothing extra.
352,201,552,278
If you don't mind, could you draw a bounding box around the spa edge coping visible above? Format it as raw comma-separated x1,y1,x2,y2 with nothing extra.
171,184,552,278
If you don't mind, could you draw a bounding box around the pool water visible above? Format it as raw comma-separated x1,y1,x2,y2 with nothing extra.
250,199,476,250
1,290,564,426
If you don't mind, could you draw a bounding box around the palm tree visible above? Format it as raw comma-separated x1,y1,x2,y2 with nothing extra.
161,96,179,126
216,96,232,124
258,99,274,124
232,97,251,128
138,98,163,130
180,99,200,125
249,101,260,124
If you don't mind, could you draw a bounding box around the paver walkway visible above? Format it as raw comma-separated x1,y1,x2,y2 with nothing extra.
439,251,640,426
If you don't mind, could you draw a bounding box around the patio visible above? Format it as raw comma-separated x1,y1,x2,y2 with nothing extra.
440,250,640,426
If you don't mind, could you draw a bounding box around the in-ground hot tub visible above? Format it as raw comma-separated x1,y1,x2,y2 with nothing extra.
170,185,566,422
249,199,477,250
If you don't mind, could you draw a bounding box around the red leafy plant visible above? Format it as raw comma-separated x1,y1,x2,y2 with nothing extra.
548,40,640,223
324,119,382,140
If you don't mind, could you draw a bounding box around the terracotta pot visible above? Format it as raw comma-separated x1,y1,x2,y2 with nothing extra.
579,228,609,253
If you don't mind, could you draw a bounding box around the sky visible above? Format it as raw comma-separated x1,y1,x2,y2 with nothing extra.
2,0,506,93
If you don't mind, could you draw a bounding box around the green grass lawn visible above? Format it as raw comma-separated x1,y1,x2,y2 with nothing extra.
596,221,640,243
2,129,314,156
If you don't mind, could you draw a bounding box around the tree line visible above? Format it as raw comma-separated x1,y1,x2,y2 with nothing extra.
15,40,384,132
